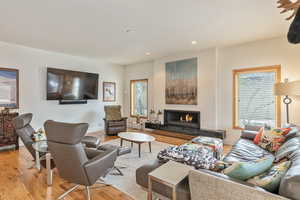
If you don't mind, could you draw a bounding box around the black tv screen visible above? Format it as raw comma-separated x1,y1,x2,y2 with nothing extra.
47,68,99,100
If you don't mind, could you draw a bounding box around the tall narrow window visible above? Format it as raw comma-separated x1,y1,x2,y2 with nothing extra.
130,79,148,118
233,66,281,129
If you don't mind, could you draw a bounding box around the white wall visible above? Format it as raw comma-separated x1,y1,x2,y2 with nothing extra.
0,41,124,132
124,37,300,145
218,37,300,144
7,34,300,144
123,61,154,118
124,49,218,129
152,49,218,129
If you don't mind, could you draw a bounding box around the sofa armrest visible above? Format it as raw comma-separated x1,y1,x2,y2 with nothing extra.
279,150,300,200
136,159,164,187
188,169,287,200
198,169,257,187
82,136,101,149
244,125,262,132
241,130,258,140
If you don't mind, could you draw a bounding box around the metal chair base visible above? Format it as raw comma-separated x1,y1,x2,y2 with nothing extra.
57,179,110,200
111,166,124,176
104,166,125,177
57,185,81,200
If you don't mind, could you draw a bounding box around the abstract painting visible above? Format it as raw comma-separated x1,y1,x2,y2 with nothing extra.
103,82,116,102
0,68,19,108
165,58,197,105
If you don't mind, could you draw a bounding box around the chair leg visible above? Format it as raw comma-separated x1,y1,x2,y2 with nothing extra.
113,166,124,176
57,185,80,200
104,166,124,177
103,167,112,178
96,178,111,186
86,186,91,200
28,162,35,169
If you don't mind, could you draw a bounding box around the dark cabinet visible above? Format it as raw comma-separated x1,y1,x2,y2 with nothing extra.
0,113,19,151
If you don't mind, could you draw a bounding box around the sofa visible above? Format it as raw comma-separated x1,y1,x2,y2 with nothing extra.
136,125,300,200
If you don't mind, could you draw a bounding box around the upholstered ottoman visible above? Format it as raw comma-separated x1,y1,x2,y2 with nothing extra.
191,136,223,159
98,144,132,176
99,144,131,156
82,136,101,148
157,143,217,170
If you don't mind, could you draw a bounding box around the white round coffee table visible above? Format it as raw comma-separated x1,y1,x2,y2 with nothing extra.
118,132,155,158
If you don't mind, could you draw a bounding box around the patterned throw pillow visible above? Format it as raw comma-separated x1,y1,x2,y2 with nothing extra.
281,128,292,135
253,127,264,145
247,161,291,193
223,157,274,181
257,128,291,153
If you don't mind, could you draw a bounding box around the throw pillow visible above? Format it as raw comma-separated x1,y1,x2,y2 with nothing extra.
253,127,264,145
258,128,290,153
212,160,231,172
247,161,291,193
281,128,292,136
223,156,274,181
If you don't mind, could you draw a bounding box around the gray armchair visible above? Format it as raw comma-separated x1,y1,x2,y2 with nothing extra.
12,113,56,170
44,120,118,200
12,113,101,161
104,105,127,136
12,113,37,159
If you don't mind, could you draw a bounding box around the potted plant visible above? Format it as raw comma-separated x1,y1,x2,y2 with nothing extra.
34,128,47,141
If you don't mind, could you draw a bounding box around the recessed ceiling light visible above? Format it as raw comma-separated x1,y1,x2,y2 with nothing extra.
125,28,135,33
191,41,197,45
145,52,151,56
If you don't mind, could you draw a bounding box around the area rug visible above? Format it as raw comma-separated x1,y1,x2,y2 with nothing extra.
102,138,172,200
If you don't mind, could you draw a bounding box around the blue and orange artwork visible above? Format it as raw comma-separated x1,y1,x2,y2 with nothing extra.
0,69,18,108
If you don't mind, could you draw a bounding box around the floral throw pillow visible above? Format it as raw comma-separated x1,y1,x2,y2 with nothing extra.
258,128,291,153
253,127,264,145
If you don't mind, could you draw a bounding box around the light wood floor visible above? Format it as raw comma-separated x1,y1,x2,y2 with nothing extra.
0,130,231,200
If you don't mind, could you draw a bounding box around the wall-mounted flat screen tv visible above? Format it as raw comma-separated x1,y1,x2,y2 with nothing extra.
47,68,99,100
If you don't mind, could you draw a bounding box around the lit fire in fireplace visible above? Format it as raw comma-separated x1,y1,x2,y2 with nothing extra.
180,114,193,122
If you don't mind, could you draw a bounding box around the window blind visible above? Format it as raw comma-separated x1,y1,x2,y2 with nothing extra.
237,71,276,128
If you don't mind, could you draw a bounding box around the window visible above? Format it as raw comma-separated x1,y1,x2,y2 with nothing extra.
233,66,281,129
130,79,148,118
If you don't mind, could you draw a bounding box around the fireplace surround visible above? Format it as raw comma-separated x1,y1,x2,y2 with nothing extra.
145,109,226,139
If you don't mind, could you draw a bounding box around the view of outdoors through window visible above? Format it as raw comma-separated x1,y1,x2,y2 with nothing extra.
237,71,276,128
131,80,148,117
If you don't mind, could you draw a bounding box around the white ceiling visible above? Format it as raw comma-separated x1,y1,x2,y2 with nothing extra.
0,0,290,65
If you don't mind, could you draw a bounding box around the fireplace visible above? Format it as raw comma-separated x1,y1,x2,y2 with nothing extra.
145,109,225,139
164,109,200,129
